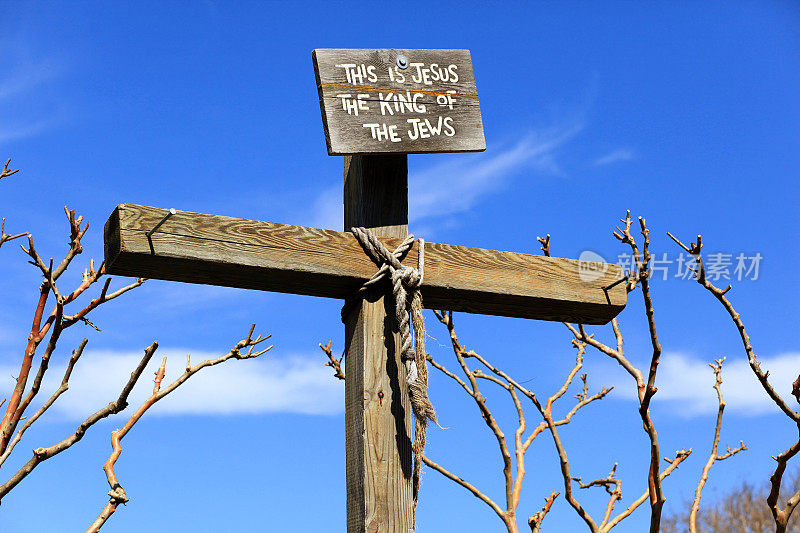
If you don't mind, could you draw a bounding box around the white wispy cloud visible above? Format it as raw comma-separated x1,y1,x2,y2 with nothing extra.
306,183,343,231
0,349,343,420
0,56,66,143
0,117,61,144
137,282,248,311
301,123,584,233
0,59,61,102
409,125,582,224
592,148,634,167
601,351,800,417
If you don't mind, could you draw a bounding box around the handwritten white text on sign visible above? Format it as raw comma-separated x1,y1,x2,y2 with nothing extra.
333,62,459,143
313,49,485,155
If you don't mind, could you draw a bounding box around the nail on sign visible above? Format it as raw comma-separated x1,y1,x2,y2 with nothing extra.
313,49,486,155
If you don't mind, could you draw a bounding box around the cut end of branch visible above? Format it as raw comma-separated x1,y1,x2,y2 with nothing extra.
1,158,20,180
536,234,551,257
320,340,345,380
528,490,559,532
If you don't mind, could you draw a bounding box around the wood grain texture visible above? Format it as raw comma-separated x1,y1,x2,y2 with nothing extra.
313,49,485,155
104,204,626,324
343,155,413,532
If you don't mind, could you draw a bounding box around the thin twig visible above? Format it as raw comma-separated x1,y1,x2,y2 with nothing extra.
0,158,19,180
667,231,799,422
604,450,692,530
0,275,50,454
668,230,800,532
536,234,551,257
438,310,515,523
52,207,89,281
528,490,559,532
544,225,678,532
573,463,622,528
0,222,145,456
421,453,506,519
614,213,666,532
0,339,87,469
689,357,747,532
319,340,345,380
0,342,159,500
428,310,609,532
86,327,272,532
0,218,27,249
61,274,146,328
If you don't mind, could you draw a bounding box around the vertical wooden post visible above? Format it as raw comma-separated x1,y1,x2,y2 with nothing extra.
343,154,414,533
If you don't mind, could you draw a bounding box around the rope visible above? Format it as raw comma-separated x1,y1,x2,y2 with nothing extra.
345,226,436,506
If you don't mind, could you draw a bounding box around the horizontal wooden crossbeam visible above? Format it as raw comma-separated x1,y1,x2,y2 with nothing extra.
104,204,626,324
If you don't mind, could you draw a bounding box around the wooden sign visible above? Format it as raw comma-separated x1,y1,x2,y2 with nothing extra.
313,49,486,155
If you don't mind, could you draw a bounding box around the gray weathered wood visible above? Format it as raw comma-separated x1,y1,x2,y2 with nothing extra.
313,49,485,155
104,204,626,324
343,154,413,532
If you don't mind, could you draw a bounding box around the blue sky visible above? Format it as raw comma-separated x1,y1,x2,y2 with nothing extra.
1,1,799,531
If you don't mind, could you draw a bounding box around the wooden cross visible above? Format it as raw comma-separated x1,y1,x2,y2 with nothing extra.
104,49,626,532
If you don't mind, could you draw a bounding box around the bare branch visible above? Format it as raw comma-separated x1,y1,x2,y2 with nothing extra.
528,490,559,532
542,222,677,531
574,464,620,495
21,238,61,296
565,321,644,393
793,375,800,405
532,341,604,532
520,343,612,460
0,339,88,468
605,450,692,530
690,357,747,532
421,453,506,520
61,274,146,328
567,316,668,530
0,236,144,454
0,280,50,454
573,463,623,529
768,439,800,532
568,213,669,532
716,441,747,462
427,353,472,396
536,234,551,257
86,327,272,531
623,215,667,532
0,342,159,500
0,216,96,451
14,289,66,421
319,340,345,380
667,231,799,422
433,310,514,513
668,230,800,532
0,218,27,249
52,207,89,281
0,158,19,180
428,310,610,532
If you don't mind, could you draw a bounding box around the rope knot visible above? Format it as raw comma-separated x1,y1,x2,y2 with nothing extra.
347,226,436,506
393,265,422,290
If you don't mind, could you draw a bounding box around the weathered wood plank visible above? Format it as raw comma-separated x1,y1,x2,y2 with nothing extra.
104,204,626,324
313,49,485,155
343,154,413,532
